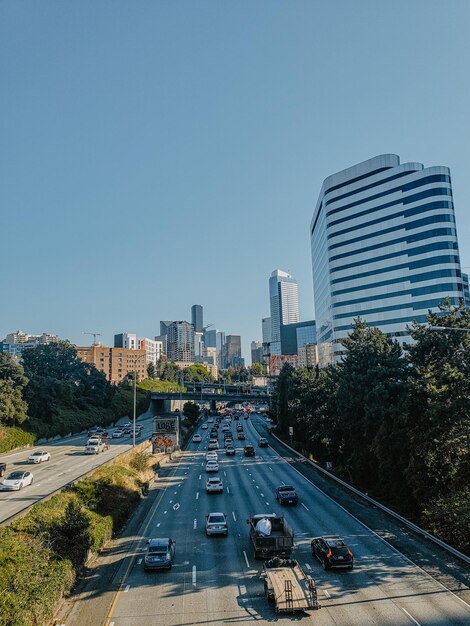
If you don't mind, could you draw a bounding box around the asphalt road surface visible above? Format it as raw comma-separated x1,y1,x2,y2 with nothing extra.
66,413,470,626
0,413,156,525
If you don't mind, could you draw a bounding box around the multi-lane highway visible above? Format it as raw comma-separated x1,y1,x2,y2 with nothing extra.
66,412,470,626
0,413,156,525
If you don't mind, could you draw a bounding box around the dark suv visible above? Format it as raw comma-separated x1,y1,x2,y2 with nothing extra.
275,485,299,506
243,445,255,457
311,536,354,570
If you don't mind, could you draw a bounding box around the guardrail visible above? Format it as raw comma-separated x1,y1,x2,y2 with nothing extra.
267,431,470,566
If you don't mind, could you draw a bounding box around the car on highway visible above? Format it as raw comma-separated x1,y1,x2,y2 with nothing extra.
87,427,99,437
208,418,214,423
0,462,6,477
275,485,299,506
208,439,219,450
112,429,125,438
144,537,176,571
192,434,202,443
244,445,256,456
85,438,106,454
201,423,208,430
122,424,133,435
205,512,228,536
205,460,219,473
237,432,246,440
225,446,236,456
0,470,34,491
95,428,108,438
206,451,218,461
206,476,223,493
27,450,50,464
258,438,269,447
236,425,243,432
311,536,354,570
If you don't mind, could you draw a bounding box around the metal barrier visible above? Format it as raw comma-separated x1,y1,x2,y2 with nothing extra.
269,432,470,566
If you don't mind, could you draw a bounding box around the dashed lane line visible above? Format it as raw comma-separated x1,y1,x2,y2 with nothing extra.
124,585,130,593
192,565,197,586
301,503,310,511
137,558,142,565
196,492,199,500
232,511,237,521
193,519,197,529
243,551,250,568
401,608,421,625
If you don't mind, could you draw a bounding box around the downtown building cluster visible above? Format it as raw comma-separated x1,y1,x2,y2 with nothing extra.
258,153,470,374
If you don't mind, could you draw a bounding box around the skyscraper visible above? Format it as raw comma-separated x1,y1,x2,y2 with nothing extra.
167,321,195,363
251,341,263,365
269,270,299,355
311,154,465,367
191,305,203,333
223,335,242,368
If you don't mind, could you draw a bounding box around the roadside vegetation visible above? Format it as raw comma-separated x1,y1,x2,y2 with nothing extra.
0,444,153,626
0,343,149,449
271,300,470,555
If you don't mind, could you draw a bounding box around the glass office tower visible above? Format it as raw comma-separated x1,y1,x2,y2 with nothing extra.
311,154,465,367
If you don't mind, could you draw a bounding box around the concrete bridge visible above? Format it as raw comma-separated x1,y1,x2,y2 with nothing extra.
150,388,270,414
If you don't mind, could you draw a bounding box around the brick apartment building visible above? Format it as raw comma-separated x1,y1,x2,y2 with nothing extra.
76,345,147,384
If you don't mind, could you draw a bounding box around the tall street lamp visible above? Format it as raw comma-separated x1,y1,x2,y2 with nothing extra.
132,356,138,448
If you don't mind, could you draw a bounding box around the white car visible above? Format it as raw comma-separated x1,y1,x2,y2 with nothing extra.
0,470,34,491
206,477,223,493
205,460,219,473
208,440,218,450
206,451,218,461
192,434,202,443
85,438,105,454
27,450,50,464
112,430,124,438
201,424,208,430
205,512,228,536
208,418,214,423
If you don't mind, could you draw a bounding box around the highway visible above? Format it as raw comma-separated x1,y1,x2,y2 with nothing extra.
67,413,470,626
0,413,156,525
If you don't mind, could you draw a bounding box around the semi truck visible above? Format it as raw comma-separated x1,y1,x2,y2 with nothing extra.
247,513,294,559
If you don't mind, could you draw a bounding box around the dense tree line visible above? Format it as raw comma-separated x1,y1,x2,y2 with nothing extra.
271,301,470,553
0,342,149,440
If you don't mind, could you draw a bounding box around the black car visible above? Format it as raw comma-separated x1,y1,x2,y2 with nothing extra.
311,536,354,570
243,445,255,457
258,438,269,448
237,432,246,440
225,446,236,456
275,485,299,506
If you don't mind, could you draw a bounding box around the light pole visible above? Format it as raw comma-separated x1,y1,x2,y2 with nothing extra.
132,357,137,448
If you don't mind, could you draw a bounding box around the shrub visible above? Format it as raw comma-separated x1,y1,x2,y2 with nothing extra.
0,426,35,453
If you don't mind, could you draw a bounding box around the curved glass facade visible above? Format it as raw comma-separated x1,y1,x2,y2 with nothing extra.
310,154,465,367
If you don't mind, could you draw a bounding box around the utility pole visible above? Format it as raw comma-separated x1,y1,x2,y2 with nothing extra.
132,357,137,447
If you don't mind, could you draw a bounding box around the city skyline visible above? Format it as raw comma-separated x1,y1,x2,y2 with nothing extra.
2,2,470,365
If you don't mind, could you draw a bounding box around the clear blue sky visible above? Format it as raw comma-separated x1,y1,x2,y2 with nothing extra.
1,0,469,362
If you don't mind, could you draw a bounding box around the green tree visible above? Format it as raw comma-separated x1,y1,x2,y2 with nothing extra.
147,362,156,379
0,353,29,426
250,362,264,377
51,499,92,571
183,401,200,423
271,363,296,436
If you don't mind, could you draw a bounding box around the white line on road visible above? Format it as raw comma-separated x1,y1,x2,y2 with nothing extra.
137,558,142,565
401,608,421,625
164,510,167,515
169,500,173,504
268,466,273,471
305,563,311,571
243,551,250,568
227,487,230,493
173,503,180,511
323,589,331,598
265,502,270,506
124,584,130,593
301,503,310,511
224,470,226,476
196,492,199,500
255,486,259,489
193,519,197,529
199,474,201,480
281,481,285,485
232,511,237,521
192,565,197,586
157,523,161,527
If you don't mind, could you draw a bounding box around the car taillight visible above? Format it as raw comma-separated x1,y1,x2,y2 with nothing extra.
347,549,353,557
326,549,332,558
166,555,171,561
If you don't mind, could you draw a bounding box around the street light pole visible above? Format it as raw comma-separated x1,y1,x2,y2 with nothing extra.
132,357,137,448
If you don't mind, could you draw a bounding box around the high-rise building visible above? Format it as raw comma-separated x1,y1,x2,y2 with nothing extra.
269,270,299,355
298,343,318,369
114,333,163,366
261,317,272,359
251,341,263,365
191,305,203,333
463,273,470,307
280,320,316,355
194,332,204,359
311,154,465,367
205,329,226,368
167,321,194,363
223,335,242,368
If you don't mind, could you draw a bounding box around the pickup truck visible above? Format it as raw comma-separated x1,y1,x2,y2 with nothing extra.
0,462,6,477
275,484,299,506
85,437,105,454
247,513,294,560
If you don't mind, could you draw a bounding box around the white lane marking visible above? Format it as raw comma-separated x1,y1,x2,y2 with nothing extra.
109,622,115,626
227,487,230,494
193,519,197,529
174,491,177,494
305,563,311,571
301,503,310,511
281,481,285,485
268,466,273,471
401,608,421,625
173,503,180,511
124,584,130,593
255,486,259,489
196,492,199,500
199,474,201,480
163,510,167,515
243,550,250,568
169,500,173,503
157,523,161,527
323,589,331,598
224,470,226,476
232,511,237,521
192,565,197,586
137,558,142,565
261,493,264,497
265,502,270,506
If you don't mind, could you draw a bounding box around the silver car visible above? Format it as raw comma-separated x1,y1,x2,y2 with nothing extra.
205,512,228,536
144,538,176,570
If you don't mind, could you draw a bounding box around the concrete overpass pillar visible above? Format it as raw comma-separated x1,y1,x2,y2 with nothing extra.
210,399,217,415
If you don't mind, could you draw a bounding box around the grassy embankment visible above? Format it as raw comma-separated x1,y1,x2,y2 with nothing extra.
0,443,155,626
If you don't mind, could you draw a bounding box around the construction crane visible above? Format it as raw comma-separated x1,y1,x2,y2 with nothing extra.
83,332,102,346
203,323,214,332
